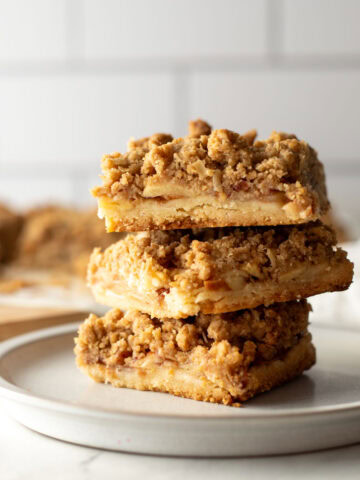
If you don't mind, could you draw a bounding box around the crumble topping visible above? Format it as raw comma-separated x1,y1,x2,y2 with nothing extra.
89,221,347,291
188,119,212,137
75,301,310,373
93,119,328,215
127,132,173,151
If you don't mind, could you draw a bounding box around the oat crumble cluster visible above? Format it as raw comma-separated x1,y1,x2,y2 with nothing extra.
75,119,353,406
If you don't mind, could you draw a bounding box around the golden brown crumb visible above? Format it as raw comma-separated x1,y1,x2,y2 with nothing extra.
188,119,212,137
127,132,173,151
243,129,257,146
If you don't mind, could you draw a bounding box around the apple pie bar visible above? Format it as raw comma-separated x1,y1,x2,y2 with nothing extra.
16,206,122,278
88,222,353,319
92,120,329,232
75,300,315,406
0,204,23,263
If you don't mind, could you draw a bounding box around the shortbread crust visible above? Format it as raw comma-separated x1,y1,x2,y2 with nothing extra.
75,303,315,406
88,222,353,318
92,120,329,231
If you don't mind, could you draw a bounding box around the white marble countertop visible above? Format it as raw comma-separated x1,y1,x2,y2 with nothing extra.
1,408,359,480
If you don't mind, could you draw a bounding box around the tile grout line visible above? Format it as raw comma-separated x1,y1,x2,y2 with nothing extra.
172,69,191,136
65,0,85,61
266,0,284,62
64,0,83,204
1,55,360,77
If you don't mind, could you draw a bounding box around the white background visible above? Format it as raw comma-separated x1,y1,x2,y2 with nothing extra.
0,0,359,217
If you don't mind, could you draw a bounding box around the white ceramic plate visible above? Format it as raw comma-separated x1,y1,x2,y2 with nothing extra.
0,323,359,457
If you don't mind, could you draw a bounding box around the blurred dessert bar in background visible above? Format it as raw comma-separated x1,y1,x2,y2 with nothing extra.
16,206,121,278
0,204,123,294
0,204,23,263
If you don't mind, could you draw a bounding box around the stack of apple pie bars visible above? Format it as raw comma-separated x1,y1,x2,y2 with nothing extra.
75,120,353,406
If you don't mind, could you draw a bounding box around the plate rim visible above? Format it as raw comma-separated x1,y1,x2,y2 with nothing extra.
1,322,360,422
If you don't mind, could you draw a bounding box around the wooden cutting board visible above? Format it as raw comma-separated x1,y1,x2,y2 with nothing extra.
0,305,89,341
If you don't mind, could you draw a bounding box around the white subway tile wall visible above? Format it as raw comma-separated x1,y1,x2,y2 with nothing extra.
0,0,359,212
0,0,67,61
83,0,267,58
284,0,360,55
189,70,360,162
0,74,174,165
0,177,74,209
